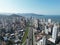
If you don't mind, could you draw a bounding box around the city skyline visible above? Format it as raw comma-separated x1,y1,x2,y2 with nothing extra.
0,0,60,15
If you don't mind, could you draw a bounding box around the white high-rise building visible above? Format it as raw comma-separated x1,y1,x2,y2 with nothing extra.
42,36,46,45
48,27,51,33
45,26,48,34
37,36,46,45
37,39,43,45
48,19,51,23
33,18,38,28
48,23,58,43
52,24,58,41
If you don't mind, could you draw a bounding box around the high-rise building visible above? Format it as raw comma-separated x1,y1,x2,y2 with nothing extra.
37,36,46,45
48,23,58,44
45,26,48,34
52,24,58,41
42,36,46,45
48,27,51,33
33,18,38,28
48,19,51,23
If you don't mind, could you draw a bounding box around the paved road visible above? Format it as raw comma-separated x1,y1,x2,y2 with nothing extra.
27,27,33,45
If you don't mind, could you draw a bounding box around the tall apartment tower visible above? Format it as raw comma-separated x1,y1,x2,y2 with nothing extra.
33,18,38,28
37,36,46,45
42,36,47,45
52,24,58,41
48,23,58,44
45,26,48,34
48,19,51,23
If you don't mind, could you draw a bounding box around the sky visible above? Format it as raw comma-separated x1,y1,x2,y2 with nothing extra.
0,0,60,15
